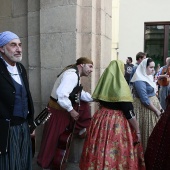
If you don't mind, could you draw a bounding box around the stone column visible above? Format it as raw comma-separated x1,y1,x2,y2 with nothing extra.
39,0,112,169
67,0,112,169
0,0,112,169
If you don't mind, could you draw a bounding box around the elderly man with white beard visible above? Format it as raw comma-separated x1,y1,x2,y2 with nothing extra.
0,31,34,170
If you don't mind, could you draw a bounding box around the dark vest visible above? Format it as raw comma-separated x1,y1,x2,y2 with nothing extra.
68,66,83,104
11,77,28,119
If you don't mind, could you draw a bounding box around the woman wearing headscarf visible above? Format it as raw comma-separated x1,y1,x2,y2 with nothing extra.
131,58,163,151
79,60,145,170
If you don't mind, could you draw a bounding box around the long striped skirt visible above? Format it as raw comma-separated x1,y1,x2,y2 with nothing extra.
79,107,145,170
0,122,32,170
133,96,160,152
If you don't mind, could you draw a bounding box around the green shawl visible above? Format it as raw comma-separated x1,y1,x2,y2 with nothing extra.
92,60,133,102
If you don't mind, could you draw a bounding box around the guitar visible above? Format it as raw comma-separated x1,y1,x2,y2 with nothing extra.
157,77,170,86
30,107,51,157
51,121,76,170
157,67,170,86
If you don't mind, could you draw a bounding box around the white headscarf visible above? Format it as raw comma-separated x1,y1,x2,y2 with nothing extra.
131,58,156,89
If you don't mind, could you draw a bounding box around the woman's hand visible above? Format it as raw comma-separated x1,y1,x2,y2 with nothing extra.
154,110,162,117
127,117,141,146
134,132,141,146
136,133,141,142
160,108,164,114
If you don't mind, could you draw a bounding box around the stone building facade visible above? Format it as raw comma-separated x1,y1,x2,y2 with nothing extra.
0,0,112,169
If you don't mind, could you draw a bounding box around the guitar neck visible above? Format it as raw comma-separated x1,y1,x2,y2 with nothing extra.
29,108,51,134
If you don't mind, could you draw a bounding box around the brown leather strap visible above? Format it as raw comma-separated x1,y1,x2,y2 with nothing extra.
48,98,65,111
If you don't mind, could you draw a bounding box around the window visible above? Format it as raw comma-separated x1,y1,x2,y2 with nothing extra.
144,22,170,67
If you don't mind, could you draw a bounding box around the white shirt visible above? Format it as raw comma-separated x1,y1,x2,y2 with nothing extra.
0,56,22,85
51,68,93,112
7,63,22,85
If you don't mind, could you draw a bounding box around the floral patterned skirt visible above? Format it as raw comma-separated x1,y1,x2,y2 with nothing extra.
79,107,145,170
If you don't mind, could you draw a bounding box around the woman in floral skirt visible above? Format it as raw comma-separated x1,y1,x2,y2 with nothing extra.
79,60,145,170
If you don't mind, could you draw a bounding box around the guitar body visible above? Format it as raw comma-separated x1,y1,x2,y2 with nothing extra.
158,77,170,86
158,66,170,86
51,130,73,170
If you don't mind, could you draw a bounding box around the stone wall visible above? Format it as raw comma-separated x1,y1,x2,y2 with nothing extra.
0,0,112,169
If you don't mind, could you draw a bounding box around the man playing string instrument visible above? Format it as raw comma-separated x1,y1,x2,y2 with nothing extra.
37,57,93,169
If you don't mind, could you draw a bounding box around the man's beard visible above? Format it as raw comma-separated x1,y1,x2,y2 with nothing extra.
4,47,22,62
